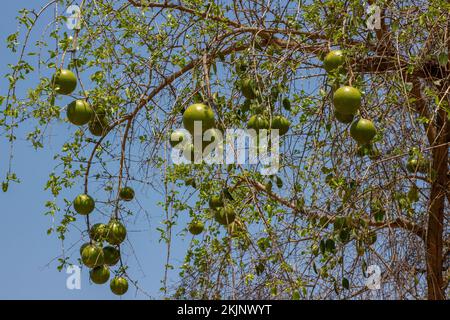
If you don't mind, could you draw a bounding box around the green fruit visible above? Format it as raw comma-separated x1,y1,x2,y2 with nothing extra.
350,118,377,144
119,187,135,201
170,129,188,148
110,277,129,296
406,157,429,173
240,78,257,99
209,195,224,209
271,115,290,135
188,220,204,235
333,86,362,115
90,265,110,284
92,107,107,120
214,206,236,225
79,243,90,256
106,219,127,245
247,115,270,132
67,100,93,126
182,103,215,135
73,194,95,215
103,246,120,266
89,223,107,241
323,50,344,73
88,118,108,136
335,111,354,124
52,69,77,95
81,244,104,268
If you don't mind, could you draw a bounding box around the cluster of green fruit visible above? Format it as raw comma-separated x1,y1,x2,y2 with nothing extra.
52,69,108,136
72,186,134,295
186,193,237,236
323,51,377,146
239,73,291,136
169,102,222,161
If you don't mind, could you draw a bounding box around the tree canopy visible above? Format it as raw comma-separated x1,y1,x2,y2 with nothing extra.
1,0,449,299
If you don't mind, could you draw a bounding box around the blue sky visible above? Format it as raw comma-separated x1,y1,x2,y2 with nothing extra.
0,1,190,300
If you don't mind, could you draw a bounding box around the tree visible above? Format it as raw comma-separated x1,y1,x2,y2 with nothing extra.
1,0,449,300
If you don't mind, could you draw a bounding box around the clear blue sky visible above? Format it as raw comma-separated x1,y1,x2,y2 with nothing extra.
0,1,190,299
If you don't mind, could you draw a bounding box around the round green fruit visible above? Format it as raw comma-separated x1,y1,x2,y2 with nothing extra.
106,219,127,245
67,100,93,126
247,115,270,132
333,86,361,115
52,69,77,95
90,265,110,284
81,244,104,268
103,246,120,266
89,223,107,241
73,194,95,215
406,157,428,173
170,129,188,148
119,187,135,201
110,277,128,296
188,220,204,235
240,78,257,99
335,111,354,124
209,195,224,209
214,206,236,226
182,103,215,135
79,242,90,257
88,118,108,137
271,115,290,136
323,50,344,73
350,118,376,144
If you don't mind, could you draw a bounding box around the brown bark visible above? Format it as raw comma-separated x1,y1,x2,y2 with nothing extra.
425,103,449,300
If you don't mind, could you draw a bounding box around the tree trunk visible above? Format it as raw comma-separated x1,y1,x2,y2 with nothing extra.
425,106,448,300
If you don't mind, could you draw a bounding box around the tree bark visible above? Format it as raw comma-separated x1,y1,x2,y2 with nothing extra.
426,106,448,300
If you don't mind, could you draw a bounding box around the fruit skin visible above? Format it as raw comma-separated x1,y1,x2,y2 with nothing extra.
106,219,127,245
89,223,107,241
79,242,90,257
350,118,377,144
110,277,128,296
271,115,290,136
240,78,257,99
119,187,135,201
247,115,270,132
103,246,121,266
81,244,104,268
67,100,93,126
335,111,354,124
52,69,77,95
182,103,215,135
88,117,108,136
323,50,344,73
73,194,95,215
209,195,224,209
333,86,362,115
90,265,110,284
170,129,188,148
406,157,429,173
214,206,236,225
188,220,204,235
